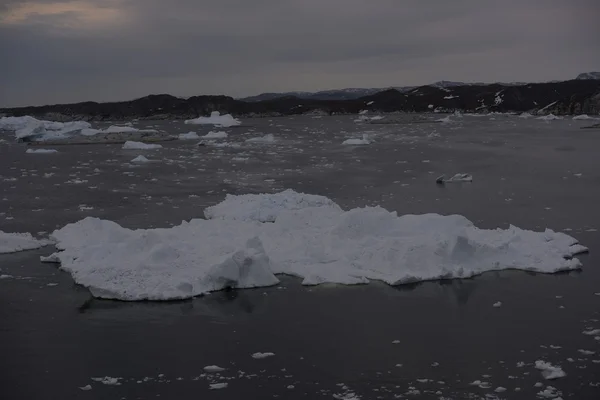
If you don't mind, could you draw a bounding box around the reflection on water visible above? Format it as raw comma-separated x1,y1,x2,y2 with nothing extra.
75,288,268,325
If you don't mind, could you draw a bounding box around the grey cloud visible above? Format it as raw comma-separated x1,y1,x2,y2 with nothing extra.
1,0,599,107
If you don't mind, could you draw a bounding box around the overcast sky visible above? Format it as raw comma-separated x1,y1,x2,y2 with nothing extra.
1,0,598,107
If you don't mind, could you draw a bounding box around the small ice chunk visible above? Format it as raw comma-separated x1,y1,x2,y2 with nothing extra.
245,134,275,144
91,376,122,385
535,360,566,380
202,131,228,139
578,349,595,355
495,387,506,393
209,382,228,390
131,155,151,163
493,301,502,307
26,148,58,154
436,173,473,184
204,365,225,372
582,329,600,336
122,141,162,150
178,131,199,140
252,352,275,359
342,134,370,145
78,385,92,391
392,340,401,344
537,114,562,121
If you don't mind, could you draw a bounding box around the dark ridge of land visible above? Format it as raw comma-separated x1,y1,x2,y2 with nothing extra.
1,79,599,121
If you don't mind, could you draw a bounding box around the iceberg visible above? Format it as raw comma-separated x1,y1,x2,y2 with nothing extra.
184,111,241,127
0,116,158,141
0,116,92,141
47,190,588,301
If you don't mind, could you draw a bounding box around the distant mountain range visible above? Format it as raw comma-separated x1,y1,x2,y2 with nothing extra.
1,73,599,121
239,73,599,102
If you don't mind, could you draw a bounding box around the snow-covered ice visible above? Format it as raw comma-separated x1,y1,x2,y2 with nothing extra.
202,131,228,139
342,134,370,145
209,382,228,390
537,114,562,121
535,360,566,380
122,141,162,150
1,231,48,254
245,134,275,144
131,155,151,163
436,173,473,184
184,111,241,127
582,329,600,336
204,365,225,372
252,352,275,359
572,114,599,120
0,115,91,141
178,131,199,140
91,376,122,385
25,148,58,154
46,190,588,301
204,189,341,223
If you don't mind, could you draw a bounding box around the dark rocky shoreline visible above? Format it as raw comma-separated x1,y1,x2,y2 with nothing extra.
1,79,599,122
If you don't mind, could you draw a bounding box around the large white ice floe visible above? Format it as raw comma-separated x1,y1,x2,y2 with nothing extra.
46,190,588,301
184,111,241,128
1,231,49,254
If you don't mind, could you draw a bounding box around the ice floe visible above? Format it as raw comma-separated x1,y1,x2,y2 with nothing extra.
122,141,163,150
537,114,563,121
178,131,200,140
245,134,275,144
202,131,228,139
131,155,151,163
436,173,473,184
25,148,58,154
342,134,370,145
46,190,588,301
0,231,49,254
535,360,566,380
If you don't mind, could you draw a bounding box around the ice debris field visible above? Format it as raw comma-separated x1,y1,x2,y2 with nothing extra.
3,189,580,301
